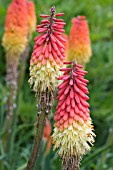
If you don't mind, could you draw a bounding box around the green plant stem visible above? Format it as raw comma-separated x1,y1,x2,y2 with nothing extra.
8,45,30,168
26,108,46,170
62,156,80,170
3,45,29,163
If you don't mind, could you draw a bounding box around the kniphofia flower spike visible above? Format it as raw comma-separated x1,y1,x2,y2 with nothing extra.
52,60,95,162
29,6,66,93
2,0,28,65
67,16,92,66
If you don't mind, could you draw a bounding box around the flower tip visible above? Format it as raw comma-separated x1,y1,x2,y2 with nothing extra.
77,15,86,20
56,13,64,17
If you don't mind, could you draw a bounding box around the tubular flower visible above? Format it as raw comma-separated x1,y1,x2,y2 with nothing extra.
27,1,36,40
2,0,28,64
52,61,95,160
29,7,66,92
62,34,69,59
67,16,92,66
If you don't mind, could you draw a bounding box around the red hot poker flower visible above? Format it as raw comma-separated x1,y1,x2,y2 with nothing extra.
67,16,92,66
2,0,28,61
52,60,95,160
29,6,66,92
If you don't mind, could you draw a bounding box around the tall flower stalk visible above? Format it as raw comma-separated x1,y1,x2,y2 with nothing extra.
67,16,92,67
2,0,28,150
27,6,66,169
52,60,95,170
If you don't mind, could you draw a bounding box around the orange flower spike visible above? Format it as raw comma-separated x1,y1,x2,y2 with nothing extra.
2,0,28,61
68,16,92,66
27,1,36,40
52,60,95,160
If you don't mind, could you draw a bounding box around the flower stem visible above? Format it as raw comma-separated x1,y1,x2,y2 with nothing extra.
62,156,80,170
26,102,46,170
4,62,18,151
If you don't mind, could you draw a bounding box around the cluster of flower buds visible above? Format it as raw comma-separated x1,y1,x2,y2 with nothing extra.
52,60,95,159
29,6,66,92
67,16,92,66
27,1,36,40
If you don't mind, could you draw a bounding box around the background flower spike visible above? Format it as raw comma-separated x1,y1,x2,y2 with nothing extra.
2,0,28,150
67,16,92,67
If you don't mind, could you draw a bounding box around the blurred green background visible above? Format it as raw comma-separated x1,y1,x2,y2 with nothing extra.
0,0,113,170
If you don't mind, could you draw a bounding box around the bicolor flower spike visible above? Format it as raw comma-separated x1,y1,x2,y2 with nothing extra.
67,16,92,66
27,1,36,40
52,60,95,160
29,6,66,92
2,0,28,62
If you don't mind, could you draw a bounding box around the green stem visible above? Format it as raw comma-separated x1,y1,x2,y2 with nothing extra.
26,107,46,170
3,45,29,163
9,45,30,167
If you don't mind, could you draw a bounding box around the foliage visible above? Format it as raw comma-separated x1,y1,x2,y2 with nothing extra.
0,0,113,170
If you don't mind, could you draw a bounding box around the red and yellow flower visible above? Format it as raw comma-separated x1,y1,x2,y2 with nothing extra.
52,61,95,159
29,7,66,92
